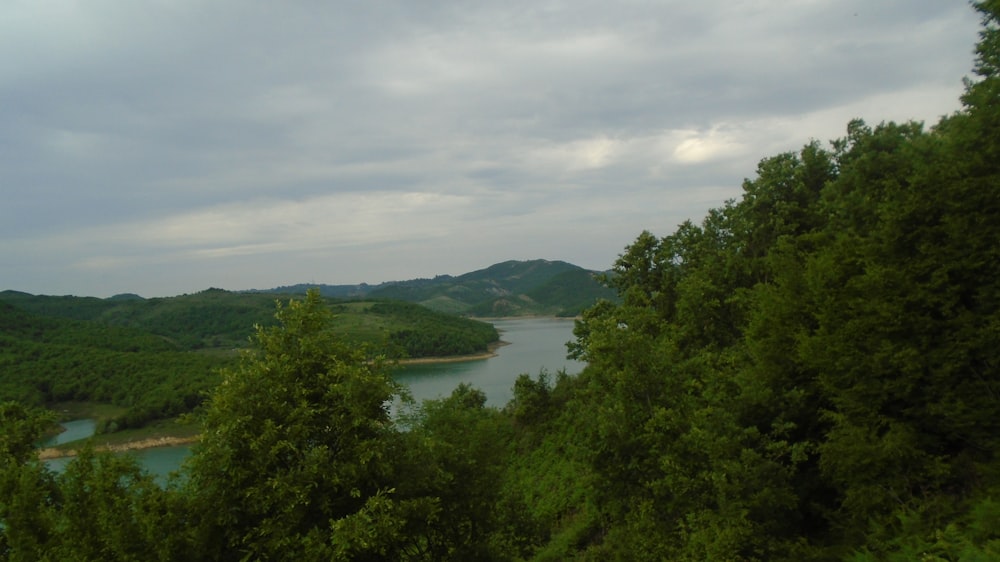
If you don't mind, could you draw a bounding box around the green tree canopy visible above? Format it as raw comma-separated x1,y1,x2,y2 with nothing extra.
184,289,424,560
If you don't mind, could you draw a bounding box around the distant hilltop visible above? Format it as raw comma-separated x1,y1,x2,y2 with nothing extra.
255,259,618,317
1,259,618,319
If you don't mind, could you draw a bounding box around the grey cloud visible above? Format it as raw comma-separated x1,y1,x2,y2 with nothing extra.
0,0,983,296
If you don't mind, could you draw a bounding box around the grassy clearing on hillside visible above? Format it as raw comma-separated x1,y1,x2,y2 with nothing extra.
47,401,127,423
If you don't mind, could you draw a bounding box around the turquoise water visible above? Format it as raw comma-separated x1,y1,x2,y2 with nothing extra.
132,445,192,483
43,419,97,446
44,445,191,484
46,317,582,479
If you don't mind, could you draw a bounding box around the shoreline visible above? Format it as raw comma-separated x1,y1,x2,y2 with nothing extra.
38,435,199,460
38,342,510,460
38,343,510,460
395,340,510,365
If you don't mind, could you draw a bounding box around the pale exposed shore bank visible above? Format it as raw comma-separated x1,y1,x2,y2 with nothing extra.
38,435,199,460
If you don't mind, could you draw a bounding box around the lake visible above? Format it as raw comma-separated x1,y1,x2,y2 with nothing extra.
394,317,586,407
46,317,583,480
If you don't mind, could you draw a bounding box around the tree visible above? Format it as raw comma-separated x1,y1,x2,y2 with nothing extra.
184,289,419,560
405,384,513,560
0,403,57,560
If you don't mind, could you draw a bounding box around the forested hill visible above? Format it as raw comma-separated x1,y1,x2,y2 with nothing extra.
0,299,230,429
262,259,618,316
0,288,498,357
0,288,279,350
0,290,498,429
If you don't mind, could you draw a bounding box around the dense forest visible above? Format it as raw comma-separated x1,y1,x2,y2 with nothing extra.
0,292,497,432
2,2,999,559
0,288,499,356
0,300,230,431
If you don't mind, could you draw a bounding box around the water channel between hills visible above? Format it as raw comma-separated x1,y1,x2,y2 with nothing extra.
46,317,586,480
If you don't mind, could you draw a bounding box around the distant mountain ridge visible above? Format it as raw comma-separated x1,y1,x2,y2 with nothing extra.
1,260,617,318
258,259,617,317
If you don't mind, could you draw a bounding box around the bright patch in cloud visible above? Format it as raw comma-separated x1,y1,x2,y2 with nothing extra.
528,136,624,172
671,128,745,164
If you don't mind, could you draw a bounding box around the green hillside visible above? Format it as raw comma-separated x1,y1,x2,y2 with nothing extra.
0,300,230,429
328,300,499,359
1,288,500,355
0,291,498,430
367,259,617,316
254,259,618,317
453,259,582,293
0,288,284,350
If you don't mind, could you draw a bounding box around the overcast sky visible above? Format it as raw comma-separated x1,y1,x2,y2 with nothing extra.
0,1,983,298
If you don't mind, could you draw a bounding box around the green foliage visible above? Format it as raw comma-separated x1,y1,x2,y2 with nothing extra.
184,289,418,560
848,496,1000,561
0,408,60,561
1,289,284,351
0,302,230,430
47,448,189,561
1,292,499,430
496,371,604,561
402,384,515,560
0,402,55,463
363,300,499,358
547,9,1000,556
1,404,186,561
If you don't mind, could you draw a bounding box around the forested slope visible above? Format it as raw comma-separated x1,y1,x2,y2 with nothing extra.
1,289,498,359
0,292,498,431
0,300,229,430
367,259,616,317
513,3,1000,557
1,289,291,350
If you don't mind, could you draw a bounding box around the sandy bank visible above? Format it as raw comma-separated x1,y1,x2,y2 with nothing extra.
38,435,199,460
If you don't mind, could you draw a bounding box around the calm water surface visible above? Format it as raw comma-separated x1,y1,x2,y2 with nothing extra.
44,419,96,447
133,445,192,483
394,317,585,407
46,318,582,478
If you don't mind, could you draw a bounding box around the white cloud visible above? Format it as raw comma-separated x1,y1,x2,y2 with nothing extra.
526,136,625,172
671,128,747,165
